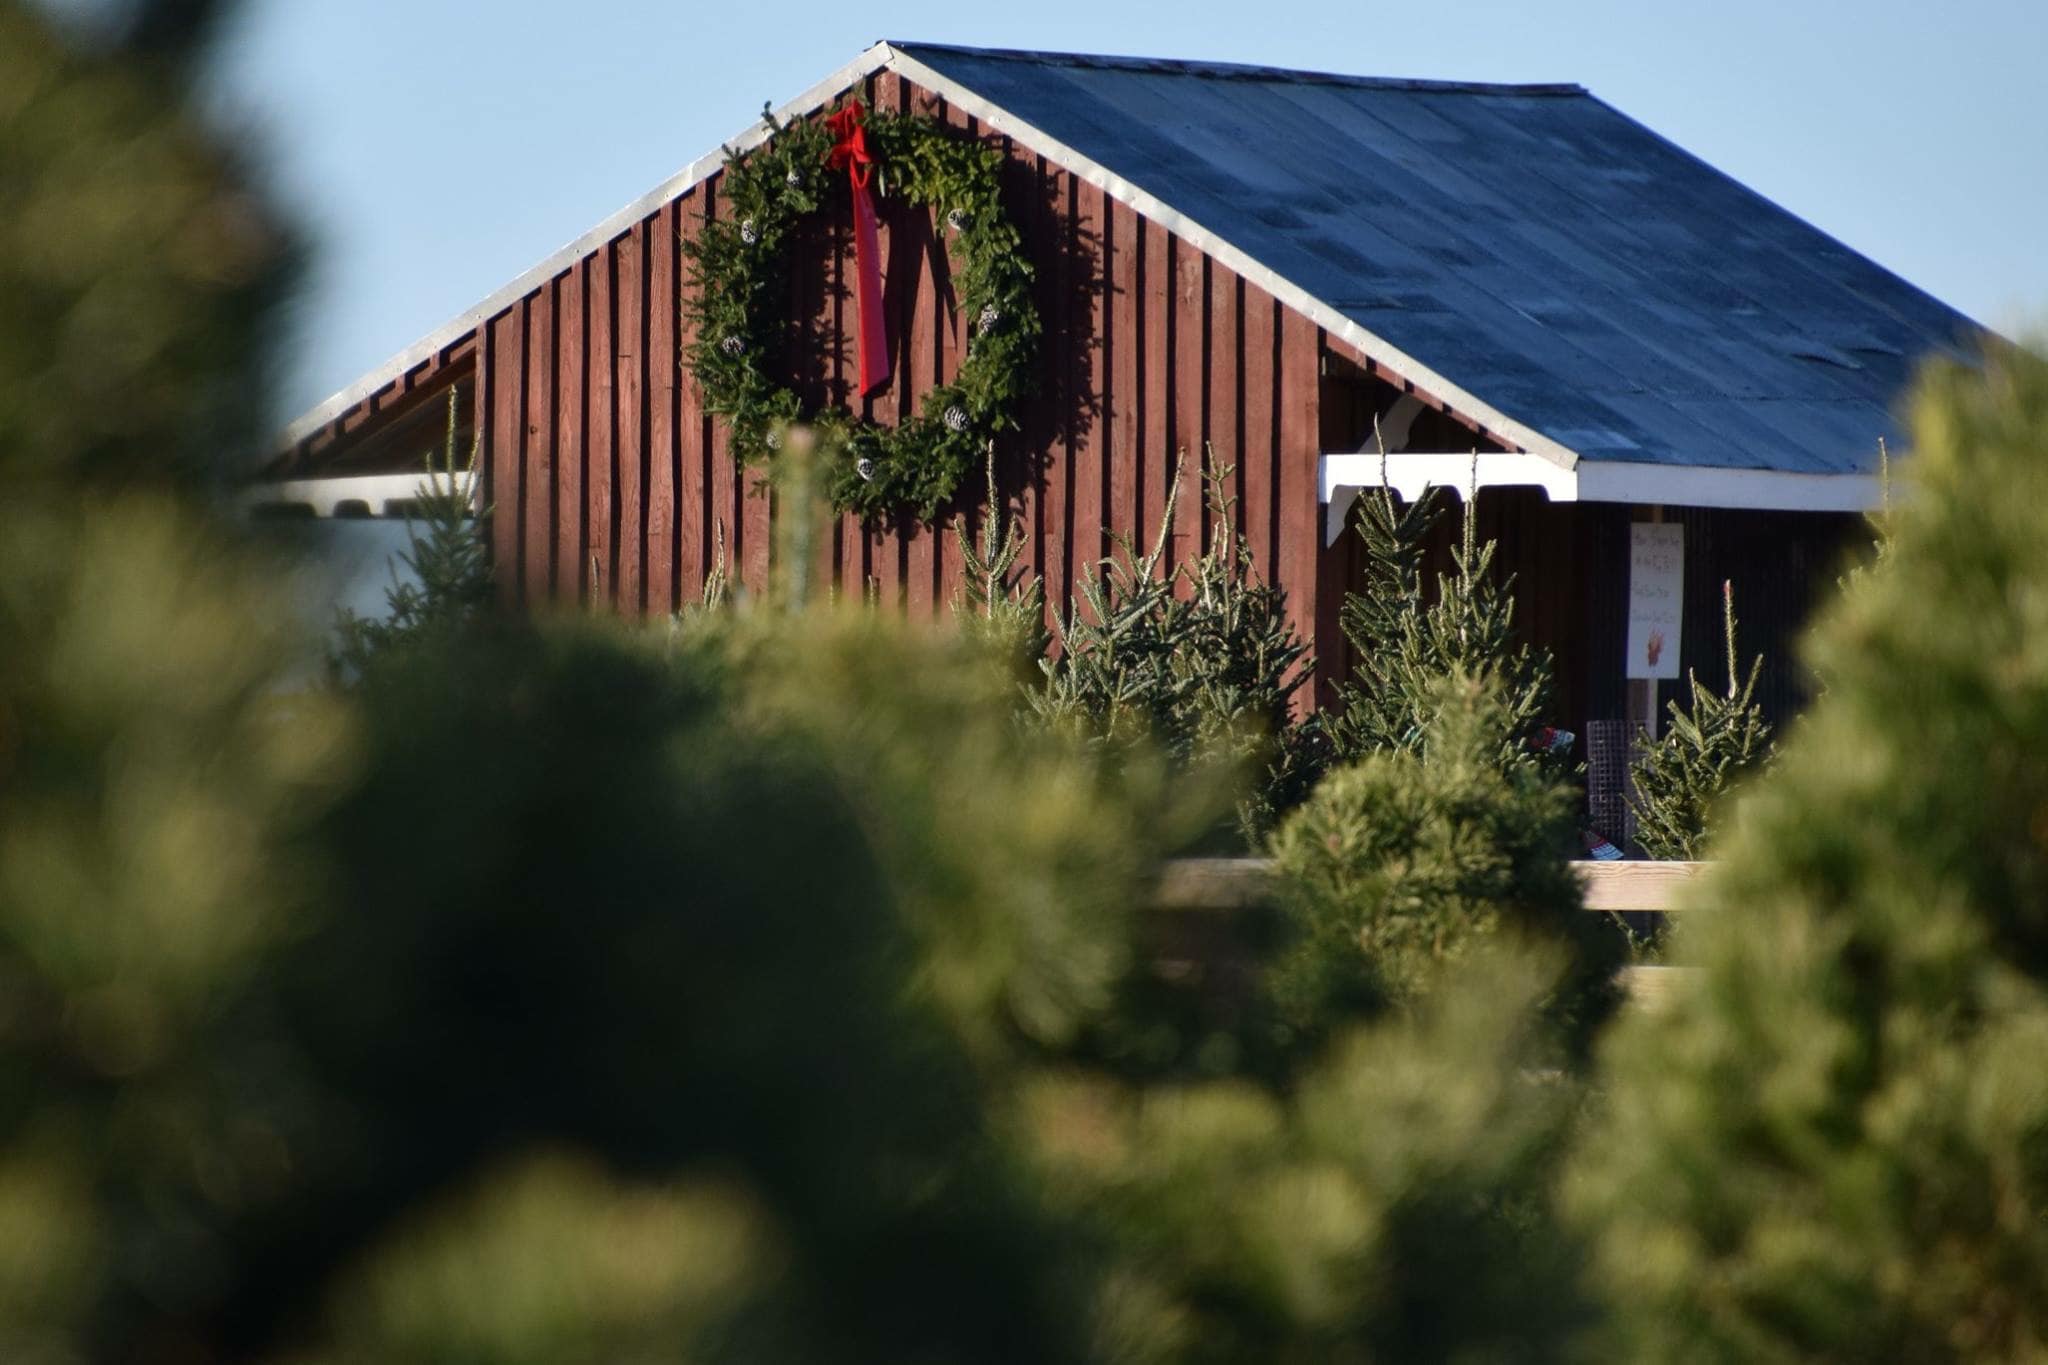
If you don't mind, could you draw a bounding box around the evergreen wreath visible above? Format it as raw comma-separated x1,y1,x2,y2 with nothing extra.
683,99,1039,524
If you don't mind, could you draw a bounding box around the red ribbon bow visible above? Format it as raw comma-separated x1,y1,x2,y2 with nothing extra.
824,103,892,397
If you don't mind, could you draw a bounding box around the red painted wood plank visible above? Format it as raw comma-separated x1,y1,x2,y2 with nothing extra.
588,240,617,609
1070,177,1109,604
1241,281,1277,582
616,222,646,616
1108,197,1140,569
1038,162,1075,621
523,279,556,603
487,304,525,605
1209,267,1243,554
1278,311,1323,712
473,319,495,585
1142,215,1172,579
737,171,769,603
701,179,738,606
1002,144,1046,596
556,262,587,603
675,190,706,605
647,203,678,616
1173,236,1207,582
901,105,940,622
933,104,978,618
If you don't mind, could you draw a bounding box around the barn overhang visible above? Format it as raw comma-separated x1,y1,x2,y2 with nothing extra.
250,471,477,520
1318,452,1880,545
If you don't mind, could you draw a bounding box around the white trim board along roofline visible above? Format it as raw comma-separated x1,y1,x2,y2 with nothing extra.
1319,452,1880,544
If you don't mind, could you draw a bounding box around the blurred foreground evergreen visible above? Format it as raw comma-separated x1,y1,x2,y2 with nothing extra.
8,3,2048,1361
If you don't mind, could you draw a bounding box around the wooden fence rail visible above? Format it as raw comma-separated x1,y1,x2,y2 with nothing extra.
1151,858,1707,914
1149,857,1707,1008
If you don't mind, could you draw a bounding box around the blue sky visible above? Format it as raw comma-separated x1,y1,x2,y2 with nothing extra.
200,0,2048,421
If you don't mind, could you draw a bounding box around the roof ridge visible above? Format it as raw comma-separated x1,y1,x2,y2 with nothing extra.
881,40,1586,97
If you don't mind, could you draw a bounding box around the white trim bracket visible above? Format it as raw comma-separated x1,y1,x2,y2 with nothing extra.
247,472,477,520
1319,452,1884,545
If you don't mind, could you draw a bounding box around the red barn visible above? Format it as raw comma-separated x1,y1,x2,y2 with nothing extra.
264,41,1980,748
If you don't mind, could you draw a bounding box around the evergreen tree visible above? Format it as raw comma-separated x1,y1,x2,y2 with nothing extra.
1330,469,1447,756
1328,454,1556,769
1029,948,1601,1363
1033,460,1202,755
951,442,1047,672
1030,450,1318,836
1571,340,2048,1362
329,390,493,676
1627,579,1773,859
1268,677,1620,1055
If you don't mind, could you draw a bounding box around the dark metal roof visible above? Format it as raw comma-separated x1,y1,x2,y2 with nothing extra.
896,41,1982,474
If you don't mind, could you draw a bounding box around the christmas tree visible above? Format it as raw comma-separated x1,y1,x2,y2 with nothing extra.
951,442,1047,672
1031,449,1317,835
1269,676,1621,1056
329,390,493,676
1329,453,1555,770
1572,339,2048,1361
1626,579,1773,859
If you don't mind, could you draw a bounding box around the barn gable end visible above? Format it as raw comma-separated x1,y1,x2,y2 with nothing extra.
280,62,1504,700
272,41,1983,721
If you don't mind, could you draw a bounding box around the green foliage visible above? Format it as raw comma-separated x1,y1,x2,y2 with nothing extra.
670,609,1194,1067
1571,340,2048,1363
1028,949,1599,1364
1627,579,1773,859
5,7,1610,1361
0,0,298,495
329,390,493,676
1267,678,1620,1054
46,8,2048,1362
1032,454,1319,838
1329,472,1441,757
682,99,1039,523
1329,466,1555,769
952,443,1048,672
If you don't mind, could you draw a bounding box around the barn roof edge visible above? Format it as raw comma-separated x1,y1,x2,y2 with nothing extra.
878,41,1586,97
282,39,1580,472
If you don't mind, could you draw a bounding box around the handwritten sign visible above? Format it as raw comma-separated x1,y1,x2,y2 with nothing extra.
1627,523,1684,680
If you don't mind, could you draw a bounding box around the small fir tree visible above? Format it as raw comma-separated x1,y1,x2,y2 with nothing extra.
1177,453,1326,832
1268,676,1620,1055
1571,340,2048,1362
1030,449,1317,834
1028,947,1603,1363
1627,579,1772,859
1331,462,1448,756
951,443,1047,671
1032,461,1198,755
1329,451,1555,769
330,390,492,675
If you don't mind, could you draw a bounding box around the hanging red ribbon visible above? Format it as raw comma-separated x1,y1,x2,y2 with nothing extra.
824,103,892,398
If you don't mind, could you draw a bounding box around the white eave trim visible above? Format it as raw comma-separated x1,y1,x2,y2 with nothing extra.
248,472,477,519
1319,451,1880,545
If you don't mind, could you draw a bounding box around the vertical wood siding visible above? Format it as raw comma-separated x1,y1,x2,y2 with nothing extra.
310,73,1505,711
